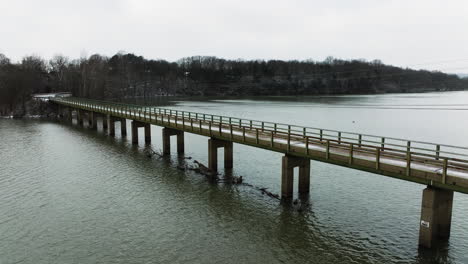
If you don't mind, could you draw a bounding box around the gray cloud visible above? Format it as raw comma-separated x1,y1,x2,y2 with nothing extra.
1,0,467,72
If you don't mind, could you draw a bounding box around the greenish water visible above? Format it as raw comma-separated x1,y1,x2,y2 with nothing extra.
1,91,468,263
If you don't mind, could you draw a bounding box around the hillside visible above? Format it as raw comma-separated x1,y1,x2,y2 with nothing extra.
1,53,468,115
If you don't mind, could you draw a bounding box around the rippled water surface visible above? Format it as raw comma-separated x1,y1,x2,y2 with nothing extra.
1,91,468,264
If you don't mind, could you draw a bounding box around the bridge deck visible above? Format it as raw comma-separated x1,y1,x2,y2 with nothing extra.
52,97,468,194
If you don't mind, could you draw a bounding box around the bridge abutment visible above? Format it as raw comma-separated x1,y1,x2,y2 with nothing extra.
419,186,453,248
208,138,233,172
281,155,311,199
131,121,151,144
162,128,185,155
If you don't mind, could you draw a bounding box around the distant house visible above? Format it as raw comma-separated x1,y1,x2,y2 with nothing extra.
31,92,72,102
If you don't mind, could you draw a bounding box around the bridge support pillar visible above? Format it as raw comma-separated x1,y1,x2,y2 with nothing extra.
102,115,108,131
104,115,126,137
131,122,138,144
107,115,115,136
66,107,73,122
131,121,151,144
57,105,65,120
90,112,97,130
419,186,453,248
77,109,84,126
88,111,95,129
208,138,233,172
57,105,62,119
162,128,184,155
120,118,127,136
281,155,310,199
145,124,151,143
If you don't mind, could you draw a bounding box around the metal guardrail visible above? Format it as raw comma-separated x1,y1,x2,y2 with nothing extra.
51,97,468,183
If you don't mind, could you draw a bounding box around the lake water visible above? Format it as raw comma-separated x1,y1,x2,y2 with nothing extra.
1,91,468,264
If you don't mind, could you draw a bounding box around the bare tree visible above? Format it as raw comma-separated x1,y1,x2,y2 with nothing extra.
49,55,69,91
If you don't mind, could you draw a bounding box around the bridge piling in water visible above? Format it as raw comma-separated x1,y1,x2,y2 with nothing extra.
120,118,127,136
208,138,233,172
57,105,62,118
66,107,73,122
107,115,115,136
57,105,65,119
131,121,151,144
144,124,151,143
419,186,454,248
281,155,311,199
59,106,71,122
162,128,184,155
88,111,96,129
77,109,84,127
131,121,137,144
106,115,127,137
102,115,108,131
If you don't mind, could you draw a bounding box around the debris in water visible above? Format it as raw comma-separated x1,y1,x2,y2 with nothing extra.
255,187,280,200
144,148,163,159
144,152,285,202
192,160,218,179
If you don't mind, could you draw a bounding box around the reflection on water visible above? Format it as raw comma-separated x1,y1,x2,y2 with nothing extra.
1,91,468,264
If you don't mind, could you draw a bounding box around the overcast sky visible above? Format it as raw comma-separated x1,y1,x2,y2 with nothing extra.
1,0,467,72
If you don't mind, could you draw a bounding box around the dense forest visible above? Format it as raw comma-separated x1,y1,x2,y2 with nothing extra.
1,52,467,116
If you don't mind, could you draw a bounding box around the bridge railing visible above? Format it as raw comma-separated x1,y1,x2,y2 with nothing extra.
52,97,468,175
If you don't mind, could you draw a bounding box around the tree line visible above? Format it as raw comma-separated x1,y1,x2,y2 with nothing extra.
1,52,467,115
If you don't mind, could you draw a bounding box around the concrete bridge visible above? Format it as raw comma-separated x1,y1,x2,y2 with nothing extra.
50,97,468,249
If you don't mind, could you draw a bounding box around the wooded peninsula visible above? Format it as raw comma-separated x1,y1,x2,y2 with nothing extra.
1,52,467,116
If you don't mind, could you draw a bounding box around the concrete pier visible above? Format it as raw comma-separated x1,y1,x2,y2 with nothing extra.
144,124,151,143
120,118,127,136
77,109,84,126
419,186,454,248
92,112,98,129
281,155,311,199
88,111,96,129
131,121,151,144
57,105,65,119
208,138,233,172
107,115,115,136
162,128,184,155
67,107,73,122
102,115,108,131
104,115,126,137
